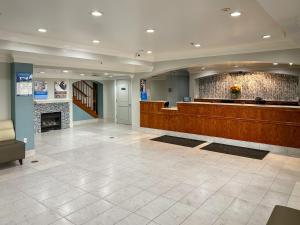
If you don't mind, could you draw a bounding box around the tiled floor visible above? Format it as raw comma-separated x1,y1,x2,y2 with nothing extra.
1,121,300,225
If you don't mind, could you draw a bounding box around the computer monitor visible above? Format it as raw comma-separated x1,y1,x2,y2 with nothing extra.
183,97,191,102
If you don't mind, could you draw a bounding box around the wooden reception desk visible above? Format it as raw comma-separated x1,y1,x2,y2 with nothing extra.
140,101,300,148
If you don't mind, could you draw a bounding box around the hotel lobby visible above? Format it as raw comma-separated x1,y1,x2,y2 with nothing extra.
0,0,300,225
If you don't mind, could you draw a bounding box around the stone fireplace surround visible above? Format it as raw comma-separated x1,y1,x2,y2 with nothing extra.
34,101,70,133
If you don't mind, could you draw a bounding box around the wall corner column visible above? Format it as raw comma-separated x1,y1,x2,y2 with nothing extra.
10,63,34,150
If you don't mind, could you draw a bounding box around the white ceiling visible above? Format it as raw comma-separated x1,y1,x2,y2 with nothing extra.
0,0,299,62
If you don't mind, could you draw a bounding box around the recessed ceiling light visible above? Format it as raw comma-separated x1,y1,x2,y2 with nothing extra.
80,73,85,76
289,62,293,66
273,63,278,66
190,42,201,48
39,71,45,74
147,50,152,54
263,35,271,39
233,65,239,68
38,28,47,33
230,11,241,17
92,40,100,44
91,10,103,17
62,70,69,73
201,67,206,70
104,72,109,76
146,29,155,33
109,75,113,78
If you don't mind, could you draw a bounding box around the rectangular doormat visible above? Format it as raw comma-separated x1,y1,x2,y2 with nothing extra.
201,143,269,160
151,135,205,148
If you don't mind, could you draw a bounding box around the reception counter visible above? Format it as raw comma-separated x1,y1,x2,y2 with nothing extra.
140,101,300,148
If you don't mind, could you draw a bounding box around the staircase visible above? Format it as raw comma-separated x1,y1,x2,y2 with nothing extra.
73,81,98,118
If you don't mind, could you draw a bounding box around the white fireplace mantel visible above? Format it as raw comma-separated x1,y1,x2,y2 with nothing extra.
34,99,72,104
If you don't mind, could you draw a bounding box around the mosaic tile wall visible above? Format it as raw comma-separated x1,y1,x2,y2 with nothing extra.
34,102,70,133
198,72,299,100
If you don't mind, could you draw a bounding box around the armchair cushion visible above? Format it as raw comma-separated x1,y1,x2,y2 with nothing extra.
0,120,16,141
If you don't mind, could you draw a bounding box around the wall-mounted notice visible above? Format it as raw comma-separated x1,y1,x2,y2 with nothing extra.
34,81,48,99
54,81,67,98
140,79,148,100
16,72,33,96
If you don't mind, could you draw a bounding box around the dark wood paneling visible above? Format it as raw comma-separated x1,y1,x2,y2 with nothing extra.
140,101,300,148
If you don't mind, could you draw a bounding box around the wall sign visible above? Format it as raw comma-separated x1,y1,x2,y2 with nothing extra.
34,81,48,99
54,81,68,98
140,79,148,100
16,72,33,96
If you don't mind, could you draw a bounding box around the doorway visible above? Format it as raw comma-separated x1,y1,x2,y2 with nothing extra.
116,80,131,125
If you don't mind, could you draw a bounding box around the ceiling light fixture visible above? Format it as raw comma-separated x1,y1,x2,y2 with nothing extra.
80,73,85,76
39,71,45,74
289,62,293,66
104,72,109,76
191,42,201,48
38,28,47,33
91,10,103,17
92,40,100,44
147,50,152,54
201,67,206,70
273,63,278,66
230,11,241,17
109,75,113,78
62,70,69,73
146,29,155,33
234,65,239,68
263,34,271,39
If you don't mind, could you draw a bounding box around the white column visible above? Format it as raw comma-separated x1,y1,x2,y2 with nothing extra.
131,76,141,128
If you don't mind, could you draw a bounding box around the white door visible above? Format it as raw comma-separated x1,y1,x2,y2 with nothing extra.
116,80,131,124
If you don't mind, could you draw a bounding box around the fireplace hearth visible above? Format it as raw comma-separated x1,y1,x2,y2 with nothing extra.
41,112,61,132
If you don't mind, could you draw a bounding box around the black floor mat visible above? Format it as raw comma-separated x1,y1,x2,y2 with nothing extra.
151,135,205,148
201,143,269,160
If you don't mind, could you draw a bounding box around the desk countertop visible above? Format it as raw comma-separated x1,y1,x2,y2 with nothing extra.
178,101,300,109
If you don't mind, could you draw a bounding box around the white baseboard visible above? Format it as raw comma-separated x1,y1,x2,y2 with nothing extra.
25,149,36,157
137,127,300,157
73,119,100,126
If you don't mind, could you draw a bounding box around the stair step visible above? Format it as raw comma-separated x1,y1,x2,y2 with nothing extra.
73,97,98,118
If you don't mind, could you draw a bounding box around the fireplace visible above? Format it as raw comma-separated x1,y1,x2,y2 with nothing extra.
41,112,61,132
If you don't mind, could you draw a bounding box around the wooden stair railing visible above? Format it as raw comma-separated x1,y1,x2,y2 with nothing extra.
73,81,98,118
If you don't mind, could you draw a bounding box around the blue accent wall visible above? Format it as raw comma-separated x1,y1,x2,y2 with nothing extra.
11,63,34,150
73,104,93,121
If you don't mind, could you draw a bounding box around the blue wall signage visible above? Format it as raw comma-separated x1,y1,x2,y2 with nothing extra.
34,81,48,99
140,79,148,100
16,72,33,96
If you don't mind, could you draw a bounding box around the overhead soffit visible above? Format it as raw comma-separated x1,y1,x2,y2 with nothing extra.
0,0,299,63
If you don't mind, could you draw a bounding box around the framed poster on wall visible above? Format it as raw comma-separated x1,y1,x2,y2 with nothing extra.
16,72,33,96
140,79,148,100
34,81,48,99
54,81,67,98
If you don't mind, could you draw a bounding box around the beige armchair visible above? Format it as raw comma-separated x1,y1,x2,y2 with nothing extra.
0,120,25,165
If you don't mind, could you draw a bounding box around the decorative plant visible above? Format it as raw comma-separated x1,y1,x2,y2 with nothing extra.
230,84,241,94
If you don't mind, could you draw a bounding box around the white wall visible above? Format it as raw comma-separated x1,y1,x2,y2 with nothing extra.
131,77,141,128
103,80,116,121
0,63,11,120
